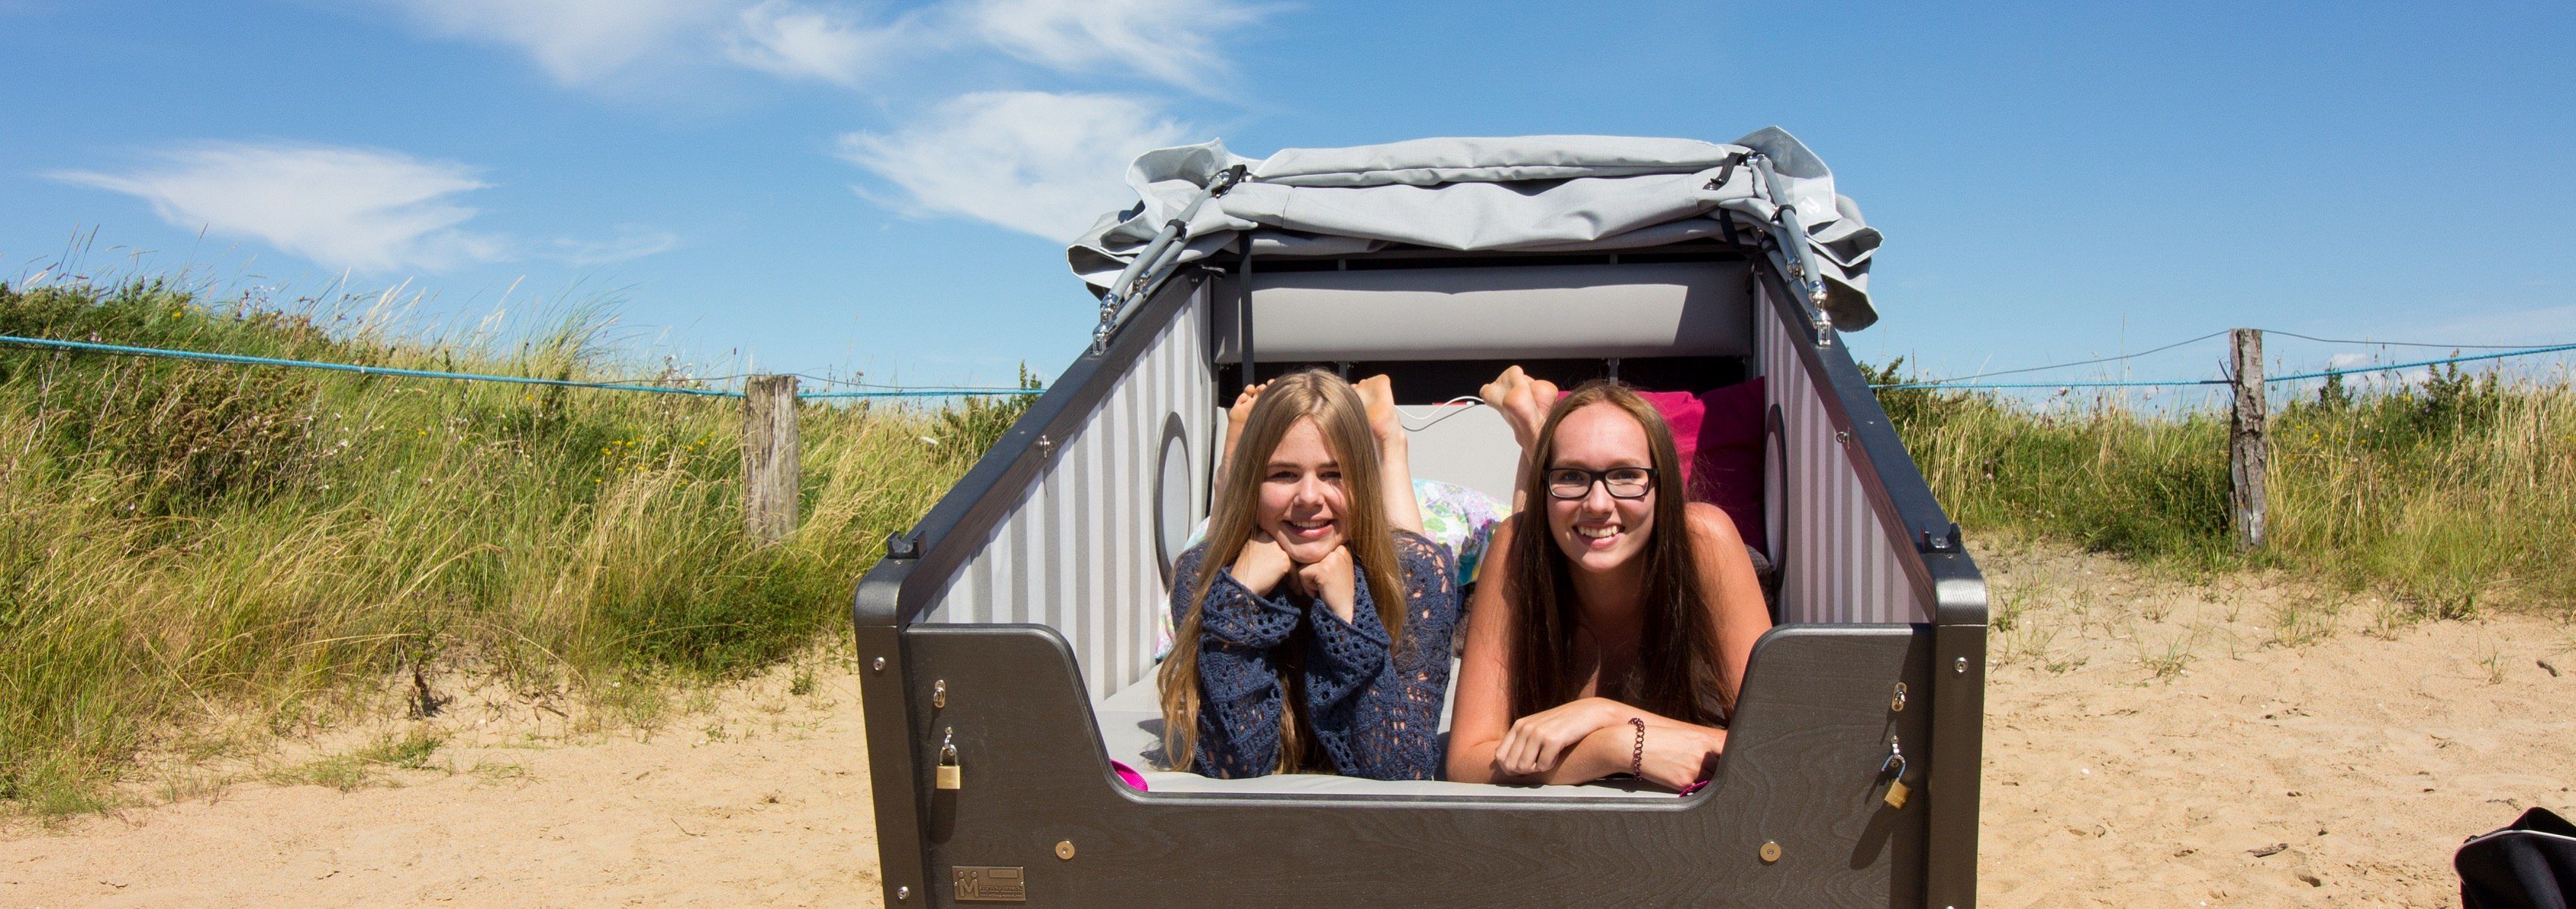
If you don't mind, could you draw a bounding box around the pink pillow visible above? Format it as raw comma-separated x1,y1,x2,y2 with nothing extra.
1555,379,1766,552
1688,378,1766,554
1111,760,1150,791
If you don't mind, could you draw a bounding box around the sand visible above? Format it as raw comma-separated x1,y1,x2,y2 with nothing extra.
1974,541,2575,907
5,542,2571,907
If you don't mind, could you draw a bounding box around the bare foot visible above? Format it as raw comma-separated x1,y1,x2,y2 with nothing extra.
1480,367,1555,449
1354,374,1401,446
1224,380,1267,467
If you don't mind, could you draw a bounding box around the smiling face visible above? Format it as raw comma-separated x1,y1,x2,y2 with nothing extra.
1256,417,1349,564
1543,402,1658,574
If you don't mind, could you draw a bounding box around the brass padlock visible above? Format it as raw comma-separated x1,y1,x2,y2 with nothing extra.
1880,746,1909,810
936,726,962,791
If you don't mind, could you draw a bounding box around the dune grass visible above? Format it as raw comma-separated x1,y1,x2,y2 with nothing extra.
0,279,1020,815
1869,359,2576,616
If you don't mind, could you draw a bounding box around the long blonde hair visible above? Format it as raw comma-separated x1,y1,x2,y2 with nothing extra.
1158,369,1407,773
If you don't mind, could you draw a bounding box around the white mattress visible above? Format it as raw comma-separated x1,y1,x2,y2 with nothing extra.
1093,661,1674,799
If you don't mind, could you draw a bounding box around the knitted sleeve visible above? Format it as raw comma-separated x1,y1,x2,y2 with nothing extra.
1171,544,1299,778
1299,532,1462,780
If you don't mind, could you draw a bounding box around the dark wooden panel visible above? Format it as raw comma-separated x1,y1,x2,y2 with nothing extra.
1926,620,1987,909
893,623,1931,908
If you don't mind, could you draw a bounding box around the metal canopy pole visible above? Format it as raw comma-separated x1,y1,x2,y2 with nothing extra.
1746,154,1836,345
1093,165,1250,355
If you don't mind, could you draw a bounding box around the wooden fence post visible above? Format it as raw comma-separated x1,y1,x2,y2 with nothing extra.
2229,329,2267,551
743,374,800,543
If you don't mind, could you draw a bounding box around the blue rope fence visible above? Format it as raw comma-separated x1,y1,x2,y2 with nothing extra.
8,329,2564,398
0,333,1046,400
1873,341,2576,392
2263,342,2576,383
805,389,1039,399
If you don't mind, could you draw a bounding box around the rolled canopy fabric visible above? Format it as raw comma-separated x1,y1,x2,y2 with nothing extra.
1067,127,1884,330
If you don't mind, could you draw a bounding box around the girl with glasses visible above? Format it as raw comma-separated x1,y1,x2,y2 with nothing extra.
1444,373,1773,790
1159,369,1462,779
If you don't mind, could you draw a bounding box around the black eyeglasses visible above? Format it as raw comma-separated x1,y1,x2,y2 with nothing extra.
1543,467,1653,500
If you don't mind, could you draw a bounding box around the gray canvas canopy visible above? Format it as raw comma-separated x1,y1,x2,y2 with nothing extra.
1068,127,1884,331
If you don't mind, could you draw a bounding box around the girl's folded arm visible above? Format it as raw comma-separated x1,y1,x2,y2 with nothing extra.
1168,545,1300,777
1304,533,1458,779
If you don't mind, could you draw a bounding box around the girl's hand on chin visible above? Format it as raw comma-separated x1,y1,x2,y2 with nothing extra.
1231,531,1295,597
1291,546,1358,623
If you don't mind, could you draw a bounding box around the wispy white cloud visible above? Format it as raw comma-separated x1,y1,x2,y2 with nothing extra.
50,141,505,273
549,226,683,266
380,0,730,85
723,0,919,87
378,0,1274,93
968,0,1269,89
51,141,680,273
838,91,1194,241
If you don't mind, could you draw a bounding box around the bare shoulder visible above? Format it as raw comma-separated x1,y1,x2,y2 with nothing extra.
1487,513,1522,551
1682,501,1745,550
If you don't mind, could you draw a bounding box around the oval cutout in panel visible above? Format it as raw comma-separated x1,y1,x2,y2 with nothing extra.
1153,413,1193,586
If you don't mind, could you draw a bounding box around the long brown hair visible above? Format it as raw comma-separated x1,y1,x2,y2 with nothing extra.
1158,369,1407,773
1503,380,1733,726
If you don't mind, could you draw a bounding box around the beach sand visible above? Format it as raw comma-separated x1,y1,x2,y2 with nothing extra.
5,542,2570,907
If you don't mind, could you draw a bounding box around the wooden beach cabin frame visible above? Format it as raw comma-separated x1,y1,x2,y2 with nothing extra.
851,132,1989,908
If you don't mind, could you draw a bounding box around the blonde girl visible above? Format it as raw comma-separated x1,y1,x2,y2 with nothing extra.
1158,369,1460,779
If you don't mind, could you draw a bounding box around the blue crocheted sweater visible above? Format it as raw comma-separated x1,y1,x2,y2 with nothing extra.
1168,532,1459,780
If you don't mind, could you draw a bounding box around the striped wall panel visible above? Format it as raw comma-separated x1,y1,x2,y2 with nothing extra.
916,286,1217,700
1756,283,1930,625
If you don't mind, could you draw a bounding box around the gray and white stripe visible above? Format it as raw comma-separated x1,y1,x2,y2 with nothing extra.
916,286,1216,699
1756,283,1930,625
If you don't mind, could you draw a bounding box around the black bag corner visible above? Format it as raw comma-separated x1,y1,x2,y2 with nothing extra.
2459,807,2576,909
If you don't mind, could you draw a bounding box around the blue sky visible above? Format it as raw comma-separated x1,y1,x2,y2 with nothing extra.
3,1,2570,395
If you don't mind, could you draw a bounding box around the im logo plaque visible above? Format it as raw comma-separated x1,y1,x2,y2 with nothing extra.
954,866,1026,903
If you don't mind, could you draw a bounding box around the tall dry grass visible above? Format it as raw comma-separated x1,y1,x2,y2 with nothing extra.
1872,361,2576,614
0,280,1016,814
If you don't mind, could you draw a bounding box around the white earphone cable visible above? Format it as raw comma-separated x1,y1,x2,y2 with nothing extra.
1391,395,1489,432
